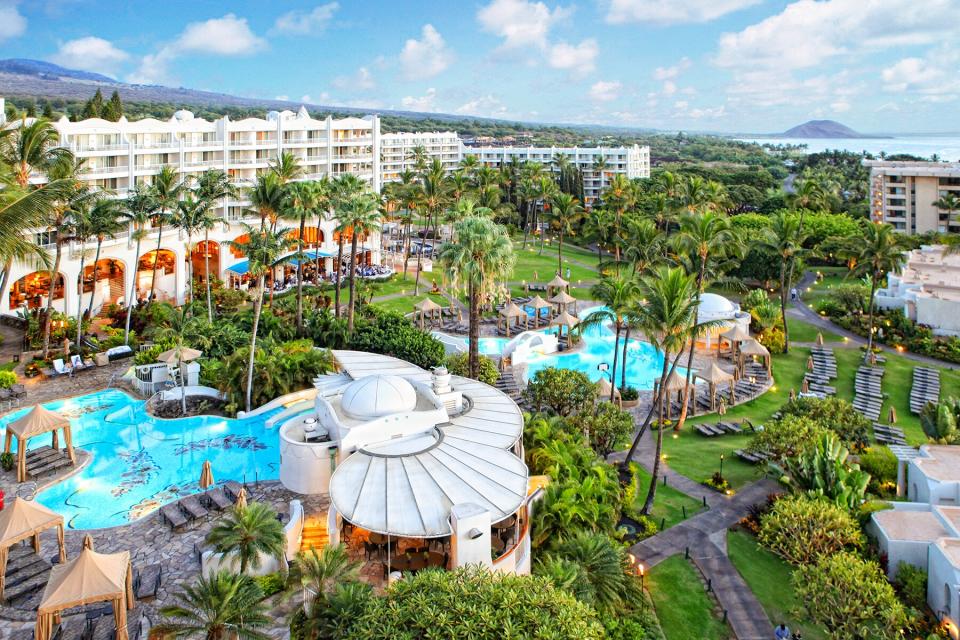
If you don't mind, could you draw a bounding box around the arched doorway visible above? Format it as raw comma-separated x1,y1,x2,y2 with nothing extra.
191,241,221,283
9,272,66,311
229,234,249,259
288,227,324,248
82,259,126,312
137,249,177,303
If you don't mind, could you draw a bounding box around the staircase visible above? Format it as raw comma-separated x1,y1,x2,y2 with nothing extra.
300,516,329,553
495,369,530,411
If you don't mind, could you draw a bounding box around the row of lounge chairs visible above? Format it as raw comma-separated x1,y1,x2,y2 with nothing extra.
804,346,838,397
853,363,885,421
159,481,243,530
24,445,73,479
735,448,771,465
910,366,941,414
695,420,756,437
42,355,95,379
874,422,907,446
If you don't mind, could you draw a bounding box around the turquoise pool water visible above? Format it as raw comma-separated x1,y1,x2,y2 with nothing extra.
472,337,510,356
522,306,687,390
1,389,282,530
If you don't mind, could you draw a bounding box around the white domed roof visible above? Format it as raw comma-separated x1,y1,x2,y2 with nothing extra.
698,293,737,319
341,375,417,419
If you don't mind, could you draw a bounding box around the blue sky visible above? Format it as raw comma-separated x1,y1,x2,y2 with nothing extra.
1,0,958,133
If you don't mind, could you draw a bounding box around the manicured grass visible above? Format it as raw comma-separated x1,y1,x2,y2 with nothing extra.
647,555,730,640
510,242,599,284
786,316,841,343
371,292,447,315
726,530,827,640
509,285,596,301
631,463,706,530
800,267,851,307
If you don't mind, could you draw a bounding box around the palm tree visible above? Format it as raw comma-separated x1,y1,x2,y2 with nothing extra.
229,224,294,412
285,180,324,335
0,118,73,189
625,266,716,513
438,214,515,379
70,201,94,351
620,216,663,277
121,185,159,343
291,544,361,600
330,174,365,317
337,191,382,332
580,275,639,399
270,151,304,186
759,212,809,354
592,155,609,202
158,306,192,415
149,166,182,302
84,198,124,321
414,161,449,294
541,532,638,613
206,501,286,575
171,196,210,314
157,569,271,640
194,170,237,322
247,172,287,231
842,223,907,354
546,192,583,274
933,193,960,231
674,211,736,429
581,207,615,267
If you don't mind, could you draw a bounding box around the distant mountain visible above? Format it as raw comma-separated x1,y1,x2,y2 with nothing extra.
0,59,116,83
778,119,891,139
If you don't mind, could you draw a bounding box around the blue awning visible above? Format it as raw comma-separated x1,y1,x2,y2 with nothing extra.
282,249,337,265
226,260,249,275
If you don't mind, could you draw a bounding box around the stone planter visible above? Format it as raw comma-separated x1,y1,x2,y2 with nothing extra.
95,352,110,367
621,399,639,409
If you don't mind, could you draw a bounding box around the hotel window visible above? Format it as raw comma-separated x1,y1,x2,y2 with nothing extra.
34,230,57,248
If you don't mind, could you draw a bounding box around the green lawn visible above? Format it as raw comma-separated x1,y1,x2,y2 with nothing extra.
631,463,706,530
647,556,731,640
510,242,599,284
726,530,827,640
370,292,448,315
786,316,842,343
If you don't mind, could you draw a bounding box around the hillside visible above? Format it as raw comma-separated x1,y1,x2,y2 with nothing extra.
778,119,889,139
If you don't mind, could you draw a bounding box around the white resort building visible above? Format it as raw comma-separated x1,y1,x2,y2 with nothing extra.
875,245,960,337
869,445,960,638
268,350,541,576
0,101,650,320
865,160,960,234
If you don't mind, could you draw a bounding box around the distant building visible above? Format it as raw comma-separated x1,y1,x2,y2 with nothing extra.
875,245,960,336
865,160,960,234
379,131,462,183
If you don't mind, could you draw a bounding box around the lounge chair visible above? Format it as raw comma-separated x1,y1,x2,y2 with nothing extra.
70,354,94,371
160,503,188,530
52,359,72,377
203,487,233,510
179,495,209,520
134,563,162,600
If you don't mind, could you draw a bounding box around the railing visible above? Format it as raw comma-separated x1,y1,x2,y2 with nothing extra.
69,143,128,152
183,139,221,147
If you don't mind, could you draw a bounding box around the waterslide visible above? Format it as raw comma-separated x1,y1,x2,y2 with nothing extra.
502,330,558,364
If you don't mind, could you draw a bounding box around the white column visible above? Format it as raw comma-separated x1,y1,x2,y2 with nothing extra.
449,503,492,570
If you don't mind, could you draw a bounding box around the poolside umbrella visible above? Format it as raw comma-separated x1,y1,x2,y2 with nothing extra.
549,310,580,348
235,487,248,510
82,534,94,550
499,302,528,337
816,332,824,346
696,363,734,412
199,460,214,490
596,377,621,407
789,388,796,401
801,378,809,394
414,298,442,330
718,397,727,416
807,356,814,371
525,295,552,328
548,290,577,314
889,406,897,424
157,347,202,364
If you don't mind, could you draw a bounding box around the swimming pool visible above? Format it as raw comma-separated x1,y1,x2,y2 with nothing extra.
471,337,511,356
522,306,687,390
1,389,283,530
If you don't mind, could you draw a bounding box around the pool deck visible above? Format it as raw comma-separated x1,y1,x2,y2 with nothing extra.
0,481,329,639
7,359,133,411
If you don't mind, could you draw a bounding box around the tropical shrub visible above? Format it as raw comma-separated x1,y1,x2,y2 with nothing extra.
536,533,641,613
568,401,634,457
525,367,595,416
157,570,270,640
348,308,444,370
206,501,286,574
445,352,499,385
858,446,898,495
532,467,623,548
747,414,830,460
758,495,863,565
0,371,17,389
294,582,374,640
794,551,910,639
253,572,286,597
778,397,871,450
619,385,639,401
345,567,605,640
772,433,870,511
920,398,960,443
895,562,928,612
0,452,13,471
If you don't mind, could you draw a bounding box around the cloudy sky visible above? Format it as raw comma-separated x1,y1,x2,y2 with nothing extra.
1,0,958,132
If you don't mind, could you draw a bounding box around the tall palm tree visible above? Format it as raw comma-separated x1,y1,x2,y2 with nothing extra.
592,155,609,202
624,266,715,513
84,198,124,321
330,174,365,317
620,216,663,277
841,223,907,355
206,501,286,575
535,175,559,256
194,170,237,322
414,161,448,294
229,223,294,412
270,151,304,186
759,212,809,354
674,211,736,429
0,118,73,189
438,214,515,379
121,185,159,343
149,166,182,302
337,191,382,332
546,192,583,274
285,180,325,335
171,196,209,314
581,275,639,400
247,172,287,231
157,569,271,640
158,306,192,415
933,193,960,231
70,201,94,351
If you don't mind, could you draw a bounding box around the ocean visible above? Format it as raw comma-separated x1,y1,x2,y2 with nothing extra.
735,136,960,161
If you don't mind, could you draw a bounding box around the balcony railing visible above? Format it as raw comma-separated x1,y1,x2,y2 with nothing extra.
68,143,128,152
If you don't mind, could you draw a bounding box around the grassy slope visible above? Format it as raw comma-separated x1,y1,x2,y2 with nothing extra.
726,530,828,640
647,556,731,640
631,463,706,529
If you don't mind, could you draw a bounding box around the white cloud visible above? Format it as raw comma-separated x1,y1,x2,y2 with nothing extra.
548,39,598,76
401,88,438,112
455,95,510,117
129,14,266,84
881,46,960,103
589,80,622,102
829,100,851,113
0,1,26,42
272,3,339,35
49,37,129,77
715,0,960,71
477,0,572,50
301,94,314,103
399,24,453,80
275,95,289,101
652,57,691,81
606,0,760,25
662,80,677,96
333,66,375,91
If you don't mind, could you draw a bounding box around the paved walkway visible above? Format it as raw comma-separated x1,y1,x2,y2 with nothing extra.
612,423,780,640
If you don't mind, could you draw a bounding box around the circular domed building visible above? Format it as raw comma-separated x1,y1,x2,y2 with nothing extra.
696,293,752,349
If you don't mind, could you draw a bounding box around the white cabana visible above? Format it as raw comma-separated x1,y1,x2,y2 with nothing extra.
0,498,66,600
498,302,528,337
739,339,772,376
523,295,552,328
3,406,75,482
548,290,577,315
696,363,736,412
414,298,443,330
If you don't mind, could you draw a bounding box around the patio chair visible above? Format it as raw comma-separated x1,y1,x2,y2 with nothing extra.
179,495,209,521
53,358,72,377
134,563,162,600
160,503,188,530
